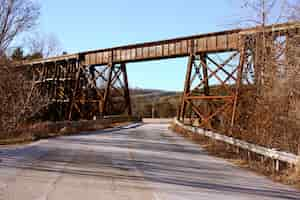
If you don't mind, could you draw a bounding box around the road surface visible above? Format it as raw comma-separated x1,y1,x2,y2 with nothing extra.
0,123,299,200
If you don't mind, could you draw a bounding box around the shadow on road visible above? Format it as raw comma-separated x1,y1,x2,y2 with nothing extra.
0,124,299,200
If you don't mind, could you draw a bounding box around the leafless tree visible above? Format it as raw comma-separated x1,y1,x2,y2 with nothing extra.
0,0,48,137
226,0,300,155
0,0,40,56
229,0,299,28
24,32,62,58
0,63,49,135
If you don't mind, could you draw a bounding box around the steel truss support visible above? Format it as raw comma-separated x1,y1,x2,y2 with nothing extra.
120,63,132,116
178,41,246,130
31,55,132,121
68,61,132,120
102,63,132,116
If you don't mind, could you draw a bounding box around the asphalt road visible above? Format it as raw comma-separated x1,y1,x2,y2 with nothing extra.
0,123,299,200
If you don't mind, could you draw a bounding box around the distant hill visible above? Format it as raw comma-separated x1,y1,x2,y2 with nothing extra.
129,88,181,118
130,88,180,100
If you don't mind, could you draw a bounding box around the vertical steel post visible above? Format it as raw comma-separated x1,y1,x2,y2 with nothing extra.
200,53,209,126
103,63,114,116
121,63,132,116
231,40,246,128
201,53,209,96
178,54,194,121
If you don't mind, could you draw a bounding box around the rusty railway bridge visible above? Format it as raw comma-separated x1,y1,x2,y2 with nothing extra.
21,22,299,129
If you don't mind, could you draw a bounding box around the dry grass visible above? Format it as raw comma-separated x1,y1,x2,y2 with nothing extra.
0,120,135,145
231,88,300,155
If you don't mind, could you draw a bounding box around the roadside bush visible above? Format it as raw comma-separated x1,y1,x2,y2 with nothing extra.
0,61,48,137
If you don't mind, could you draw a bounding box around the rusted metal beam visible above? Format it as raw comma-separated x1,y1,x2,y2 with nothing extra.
121,63,132,116
19,22,299,67
103,64,114,115
178,54,194,120
200,53,209,96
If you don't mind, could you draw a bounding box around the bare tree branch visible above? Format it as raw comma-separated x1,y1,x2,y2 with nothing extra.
0,0,40,55
0,63,49,133
24,32,62,58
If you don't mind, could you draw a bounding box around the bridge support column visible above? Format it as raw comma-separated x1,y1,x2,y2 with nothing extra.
103,63,114,115
68,59,82,120
102,62,132,117
121,63,132,116
178,54,194,122
178,47,245,130
201,53,209,96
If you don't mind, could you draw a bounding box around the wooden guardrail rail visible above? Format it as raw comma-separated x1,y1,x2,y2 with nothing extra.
173,119,300,170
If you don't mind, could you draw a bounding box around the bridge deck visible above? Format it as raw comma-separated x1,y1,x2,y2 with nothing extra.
22,22,299,66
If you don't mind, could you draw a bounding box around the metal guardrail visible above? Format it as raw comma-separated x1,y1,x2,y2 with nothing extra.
173,119,300,166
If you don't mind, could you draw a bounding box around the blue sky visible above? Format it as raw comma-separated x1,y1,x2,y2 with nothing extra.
37,0,242,91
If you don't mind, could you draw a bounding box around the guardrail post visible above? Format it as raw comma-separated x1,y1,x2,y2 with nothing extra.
260,155,265,163
297,145,300,173
236,146,240,154
275,159,280,172
247,151,251,161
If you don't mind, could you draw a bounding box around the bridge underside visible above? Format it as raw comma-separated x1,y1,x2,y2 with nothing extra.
22,22,299,129
31,60,132,120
